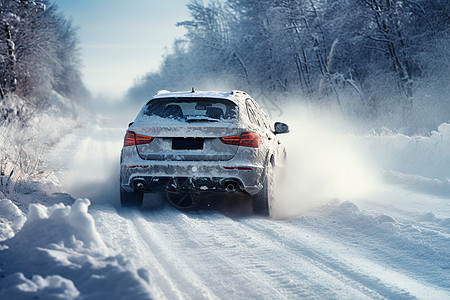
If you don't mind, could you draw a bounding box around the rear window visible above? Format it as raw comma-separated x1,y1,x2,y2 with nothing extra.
143,98,238,122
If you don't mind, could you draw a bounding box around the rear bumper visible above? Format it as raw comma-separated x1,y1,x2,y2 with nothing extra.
120,161,264,195
127,176,245,193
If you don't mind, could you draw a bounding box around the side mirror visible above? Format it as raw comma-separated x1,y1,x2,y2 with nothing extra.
128,122,134,128
274,122,289,134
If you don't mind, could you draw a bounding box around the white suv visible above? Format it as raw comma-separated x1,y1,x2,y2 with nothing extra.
120,90,289,215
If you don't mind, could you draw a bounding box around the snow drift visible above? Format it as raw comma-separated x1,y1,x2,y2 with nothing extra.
0,198,153,300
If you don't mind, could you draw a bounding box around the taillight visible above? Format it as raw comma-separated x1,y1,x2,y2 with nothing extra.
124,131,135,147
135,133,154,145
123,131,154,147
220,132,260,148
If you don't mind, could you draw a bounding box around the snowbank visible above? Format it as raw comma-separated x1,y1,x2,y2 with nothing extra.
299,199,450,298
0,198,153,300
0,198,26,242
362,123,450,197
0,91,89,199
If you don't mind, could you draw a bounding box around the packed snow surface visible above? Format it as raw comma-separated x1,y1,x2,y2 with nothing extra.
1,110,449,299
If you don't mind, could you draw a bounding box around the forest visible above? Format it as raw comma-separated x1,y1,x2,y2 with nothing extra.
0,0,449,189
128,0,450,129
0,0,87,124
0,0,87,190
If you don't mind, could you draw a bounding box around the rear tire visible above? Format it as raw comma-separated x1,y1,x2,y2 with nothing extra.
252,163,274,216
120,186,143,208
166,191,199,210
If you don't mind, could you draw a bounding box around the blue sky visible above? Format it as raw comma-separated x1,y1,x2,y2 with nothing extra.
56,0,190,99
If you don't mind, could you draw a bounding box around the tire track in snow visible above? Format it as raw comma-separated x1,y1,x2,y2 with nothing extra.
250,216,450,300
292,202,450,294
167,212,380,299
91,203,449,299
124,208,285,299
91,205,198,300
122,209,221,300
241,219,402,299
118,207,377,299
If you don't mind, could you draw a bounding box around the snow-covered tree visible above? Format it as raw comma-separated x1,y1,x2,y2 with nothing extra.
127,0,449,119
0,0,88,123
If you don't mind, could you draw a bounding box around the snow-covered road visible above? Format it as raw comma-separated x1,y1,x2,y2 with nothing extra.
1,109,450,299
87,190,449,300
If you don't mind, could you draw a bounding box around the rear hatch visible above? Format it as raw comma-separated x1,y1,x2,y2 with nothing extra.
132,97,242,161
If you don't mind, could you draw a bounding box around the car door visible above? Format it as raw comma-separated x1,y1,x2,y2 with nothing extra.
247,98,285,167
245,98,275,163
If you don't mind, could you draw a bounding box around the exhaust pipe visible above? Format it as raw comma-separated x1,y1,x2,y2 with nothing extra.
133,179,147,191
224,180,239,192
226,183,236,192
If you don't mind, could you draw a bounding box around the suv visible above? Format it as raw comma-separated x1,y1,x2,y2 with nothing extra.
120,90,289,215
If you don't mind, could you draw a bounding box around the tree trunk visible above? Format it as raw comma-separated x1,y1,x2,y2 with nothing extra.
4,23,17,93
369,0,413,109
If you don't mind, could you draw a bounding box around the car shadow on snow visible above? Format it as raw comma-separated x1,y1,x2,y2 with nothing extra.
139,192,256,219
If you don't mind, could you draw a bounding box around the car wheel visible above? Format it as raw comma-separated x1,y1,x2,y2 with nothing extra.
252,163,274,216
166,191,199,210
120,186,143,208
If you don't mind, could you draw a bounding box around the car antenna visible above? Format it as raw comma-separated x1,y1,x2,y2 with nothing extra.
191,87,195,93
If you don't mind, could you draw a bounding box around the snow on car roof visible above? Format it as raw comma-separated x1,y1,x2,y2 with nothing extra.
151,90,247,103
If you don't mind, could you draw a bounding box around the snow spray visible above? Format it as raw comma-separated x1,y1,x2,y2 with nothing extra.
271,104,380,219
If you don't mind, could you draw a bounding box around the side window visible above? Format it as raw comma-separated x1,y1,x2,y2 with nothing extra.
253,101,271,130
245,99,260,125
262,112,271,130
247,98,272,130
261,113,271,130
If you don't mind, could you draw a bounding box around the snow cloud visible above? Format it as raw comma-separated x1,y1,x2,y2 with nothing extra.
272,104,380,218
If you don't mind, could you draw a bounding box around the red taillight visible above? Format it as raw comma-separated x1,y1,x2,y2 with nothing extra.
240,132,261,148
135,133,154,145
124,131,135,147
123,131,154,147
220,132,260,148
220,135,241,146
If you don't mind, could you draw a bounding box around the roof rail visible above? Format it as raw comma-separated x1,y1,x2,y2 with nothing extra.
156,90,171,95
231,90,247,95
